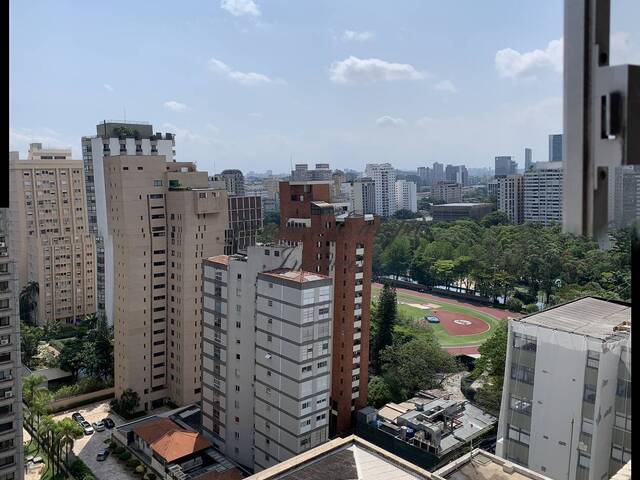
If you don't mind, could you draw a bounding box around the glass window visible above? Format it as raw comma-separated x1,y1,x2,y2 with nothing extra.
586,350,600,369
583,384,596,404
509,394,532,415
513,333,537,351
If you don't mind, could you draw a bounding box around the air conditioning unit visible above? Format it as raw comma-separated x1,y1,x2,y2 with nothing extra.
0,339,8,346
4,391,12,398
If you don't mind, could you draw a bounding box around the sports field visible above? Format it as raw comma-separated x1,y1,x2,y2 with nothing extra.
372,283,514,354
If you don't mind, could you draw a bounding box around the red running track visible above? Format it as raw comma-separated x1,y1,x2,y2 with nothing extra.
430,309,490,336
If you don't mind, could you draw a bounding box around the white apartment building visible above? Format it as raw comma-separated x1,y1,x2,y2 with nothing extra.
524,162,563,226
395,180,417,213
350,177,376,215
498,175,524,224
82,121,175,324
496,297,631,480
201,245,333,472
365,163,396,217
432,183,463,203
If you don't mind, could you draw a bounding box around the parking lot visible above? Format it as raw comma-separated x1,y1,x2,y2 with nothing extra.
52,400,136,480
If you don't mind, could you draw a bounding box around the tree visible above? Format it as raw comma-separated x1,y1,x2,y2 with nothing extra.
381,237,411,278
83,313,114,379
58,338,86,381
367,376,393,407
470,321,508,414
20,281,39,325
21,324,43,368
22,373,47,407
112,389,140,417
57,418,84,466
481,211,511,227
434,259,455,288
380,336,458,400
38,415,61,477
371,284,397,374
505,297,523,312
394,209,420,220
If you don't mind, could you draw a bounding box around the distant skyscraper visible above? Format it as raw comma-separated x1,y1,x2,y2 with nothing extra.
215,169,245,196
613,165,640,228
432,162,444,183
395,180,417,212
365,163,397,217
497,174,524,224
525,148,533,171
524,162,563,225
445,164,457,183
495,156,517,178
351,177,376,215
548,134,563,162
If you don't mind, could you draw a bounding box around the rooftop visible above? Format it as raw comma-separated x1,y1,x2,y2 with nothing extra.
516,296,631,341
261,269,330,283
152,429,211,463
207,255,230,266
434,449,552,480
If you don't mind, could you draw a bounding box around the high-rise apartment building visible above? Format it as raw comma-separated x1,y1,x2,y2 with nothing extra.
0,230,23,480
444,165,468,185
225,195,263,255
548,134,563,163
104,156,229,411
417,166,431,184
432,182,463,203
215,169,245,197
496,297,631,480
278,180,379,436
291,164,332,182
495,156,518,178
562,0,639,244
9,144,97,325
82,121,176,323
364,163,396,217
524,162,563,226
612,165,640,228
497,175,524,224
201,245,333,472
350,177,376,215
432,162,444,184
525,148,533,171
394,180,417,213
331,170,347,201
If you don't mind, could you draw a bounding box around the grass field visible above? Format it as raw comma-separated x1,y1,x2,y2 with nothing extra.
372,286,499,347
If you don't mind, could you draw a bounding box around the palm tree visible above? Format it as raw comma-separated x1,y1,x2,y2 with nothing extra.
19,281,39,325
22,374,46,408
29,388,52,439
38,415,59,477
57,418,83,466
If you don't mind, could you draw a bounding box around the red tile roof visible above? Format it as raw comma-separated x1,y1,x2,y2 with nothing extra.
152,430,212,463
133,418,178,445
207,255,230,265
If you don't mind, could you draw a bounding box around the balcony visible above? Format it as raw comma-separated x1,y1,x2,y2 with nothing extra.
356,248,364,256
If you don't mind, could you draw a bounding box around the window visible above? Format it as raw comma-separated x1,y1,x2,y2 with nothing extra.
153,180,163,187
581,418,594,436
513,333,537,351
507,424,530,445
511,364,534,385
317,361,327,368
583,384,596,404
614,412,631,431
268,300,273,307
302,401,310,409
316,413,326,421
611,444,632,463
235,385,240,392
586,350,600,369
509,394,532,415
301,419,311,427
577,453,590,469
302,365,312,374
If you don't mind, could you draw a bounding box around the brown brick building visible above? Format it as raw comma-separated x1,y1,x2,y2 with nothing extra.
278,180,379,435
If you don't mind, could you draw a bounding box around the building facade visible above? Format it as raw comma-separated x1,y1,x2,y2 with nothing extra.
82,121,175,323
495,156,517,178
612,165,640,228
548,134,563,163
278,181,379,436
445,165,468,186
431,203,493,222
201,246,332,472
524,162,563,226
350,178,376,216
525,148,533,172
364,163,396,217
9,144,97,325
215,170,245,197
291,164,332,182
0,230,23,480
432,183,463,203
496,297,631,480
498,175,524,224
432,162,444,184
104,156,229,410
394,180,417,213
225,195,263,255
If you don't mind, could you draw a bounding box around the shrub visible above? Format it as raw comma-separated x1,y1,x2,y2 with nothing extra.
524,303,539,314
119,451,132,461
144,474,157,480
127,458,141,469
135,465,146,475
505,297,523,313
109,441,118,450
114,446,125,455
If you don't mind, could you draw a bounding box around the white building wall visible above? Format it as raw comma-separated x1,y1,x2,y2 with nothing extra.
395,180,417,213
365,164,396,217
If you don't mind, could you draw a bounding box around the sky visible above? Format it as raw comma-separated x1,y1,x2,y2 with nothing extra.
9,0,640,175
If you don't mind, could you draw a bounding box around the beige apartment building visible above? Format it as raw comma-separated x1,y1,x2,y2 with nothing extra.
104,155,229,411
9,144,97,325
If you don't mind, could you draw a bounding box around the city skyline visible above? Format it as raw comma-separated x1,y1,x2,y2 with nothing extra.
9,1,640,174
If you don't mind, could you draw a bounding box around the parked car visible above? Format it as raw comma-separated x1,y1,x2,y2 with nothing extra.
71,412,84,423
96,449,110,462
92,421,105,432
80,421,94,435
102,417,115,429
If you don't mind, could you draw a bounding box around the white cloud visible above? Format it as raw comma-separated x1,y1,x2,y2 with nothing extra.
220,0,260,17
329,56,428,85
209,58,279,86
103,84,114,92
433,80,457,93
9,127,76,156
163,100,189,112
610,31,640,65
341,30,375,42
495,38,563,78
376,115,406,127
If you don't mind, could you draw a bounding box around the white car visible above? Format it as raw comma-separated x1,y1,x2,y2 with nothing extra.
80,421,94,435
92,421,105,432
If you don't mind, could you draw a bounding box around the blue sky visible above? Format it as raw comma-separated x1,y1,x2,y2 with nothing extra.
9,0,640,174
